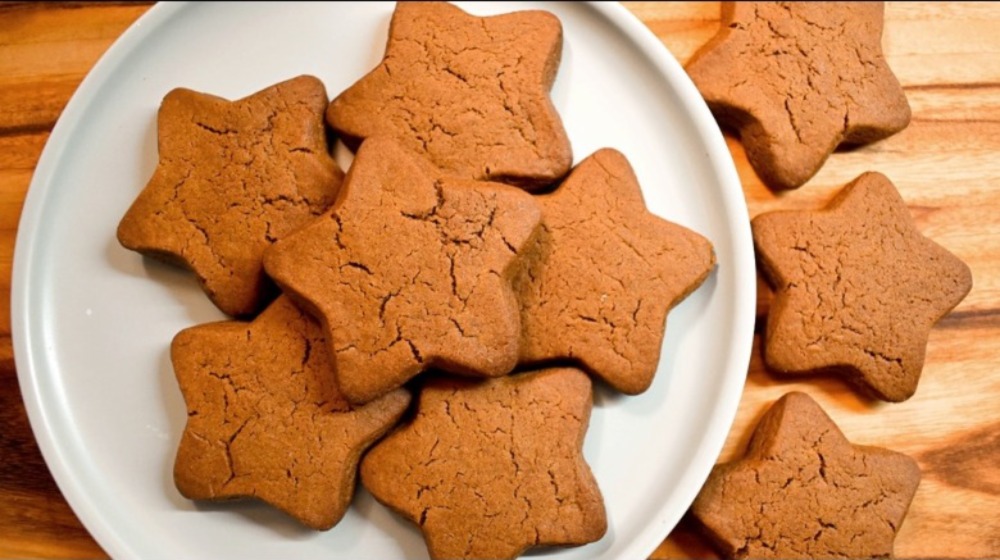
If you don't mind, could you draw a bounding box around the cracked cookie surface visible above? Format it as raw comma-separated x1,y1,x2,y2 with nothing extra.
752,172,971,401
691,392,921,559
515,149,715,394
360,367,606,560
263,137,540,405
685,2,910,190
327,1,571,189
117,75,343,317
170,295,411,530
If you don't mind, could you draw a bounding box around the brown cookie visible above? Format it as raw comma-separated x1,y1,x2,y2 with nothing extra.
117,75,343,317
515,149,716,394
327,2,571,189
685,2,910,190
263,137,541,405
171,295,411,530
360,368,606,560
691,392,921,559
752,172,971,401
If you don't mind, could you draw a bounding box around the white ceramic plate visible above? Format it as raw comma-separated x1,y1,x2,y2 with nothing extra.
12,2,753,559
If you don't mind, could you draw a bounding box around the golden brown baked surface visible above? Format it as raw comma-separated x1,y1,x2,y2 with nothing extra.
515,148,716,394
117,75,343,317
171,296,410,530
360,368,606,560
752,172,971,401
685,2,910,190
691,392,921,559
327,2,571,189
264,137,541,405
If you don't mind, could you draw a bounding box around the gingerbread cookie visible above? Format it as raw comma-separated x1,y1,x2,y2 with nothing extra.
327,2,571,189
691,392,921,559
360,368,606,560
685,2,910,190
171,296,411,530
117,75,343,317
515,149,715,394
263,137,541,404
752,172,971,401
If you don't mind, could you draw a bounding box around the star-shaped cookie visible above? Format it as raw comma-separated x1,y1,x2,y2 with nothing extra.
360,368,606,560
685,2,910,190
327,2,571,189
752,172,971,401
515,149,716,394
117,75,343,317
263,137,541,405
171,296,411,530
691,392,921,559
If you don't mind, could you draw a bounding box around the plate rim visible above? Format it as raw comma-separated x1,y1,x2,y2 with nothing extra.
11,2,754,559
13,4,192,559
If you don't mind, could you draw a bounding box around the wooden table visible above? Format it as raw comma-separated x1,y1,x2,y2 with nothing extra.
1,2,997,558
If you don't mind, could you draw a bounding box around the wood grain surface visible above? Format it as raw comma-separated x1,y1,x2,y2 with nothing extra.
1,2,997,559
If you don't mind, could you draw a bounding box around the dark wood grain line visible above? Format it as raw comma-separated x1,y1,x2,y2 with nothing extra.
909,117,1000,124
904,82,1000,92
0,491,101,546
919,421,1000,496
0,363,64,496
937,308,1000,331
0,1,154,14
0,353,105,557
0,121,56,139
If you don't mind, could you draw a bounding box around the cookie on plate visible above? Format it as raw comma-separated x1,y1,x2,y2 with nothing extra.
685,2,910,190
327,2,571,189
515,149,716,394
171,296,411,530
752,172,971,401
263,137,541,404
361,368,606,560
117,75,343,317
691,391,921,559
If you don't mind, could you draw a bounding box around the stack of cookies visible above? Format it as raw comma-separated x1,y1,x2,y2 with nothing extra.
116,3,716,559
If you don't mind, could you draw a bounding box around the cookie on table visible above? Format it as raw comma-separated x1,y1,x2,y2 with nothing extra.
171,295,411,530
117,75,343,317
515,149,715,394
327,2,571,189
691,392,921,559
361,368,606,560
263,137,541,405
685,2,910,190
752,172,971,401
